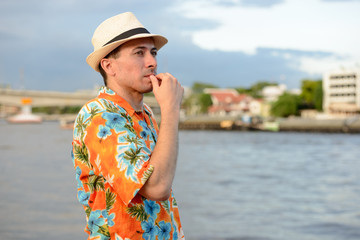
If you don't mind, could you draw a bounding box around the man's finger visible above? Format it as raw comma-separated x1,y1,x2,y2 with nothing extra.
150,75,160,90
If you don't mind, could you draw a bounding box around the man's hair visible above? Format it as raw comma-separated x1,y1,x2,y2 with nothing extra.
99,45,122,86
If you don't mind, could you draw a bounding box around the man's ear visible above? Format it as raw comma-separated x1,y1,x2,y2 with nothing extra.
100,58,115,77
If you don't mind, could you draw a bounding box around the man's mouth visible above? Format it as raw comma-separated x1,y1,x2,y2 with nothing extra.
144,73,156,80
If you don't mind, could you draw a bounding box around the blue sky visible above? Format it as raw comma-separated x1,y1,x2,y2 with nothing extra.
0,0,359,92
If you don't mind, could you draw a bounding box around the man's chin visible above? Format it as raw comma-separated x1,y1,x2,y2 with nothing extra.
139,79,154,94
142,86,153,94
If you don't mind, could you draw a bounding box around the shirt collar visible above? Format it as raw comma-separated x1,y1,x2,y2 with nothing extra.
97,86,151,117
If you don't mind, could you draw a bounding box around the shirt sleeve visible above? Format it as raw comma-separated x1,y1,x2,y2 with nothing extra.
83,111,154,206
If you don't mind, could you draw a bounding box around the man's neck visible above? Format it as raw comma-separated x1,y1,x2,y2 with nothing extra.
126,92,144,112
107,85,144,112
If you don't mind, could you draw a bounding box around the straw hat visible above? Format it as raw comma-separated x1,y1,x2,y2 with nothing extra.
86,12,168,72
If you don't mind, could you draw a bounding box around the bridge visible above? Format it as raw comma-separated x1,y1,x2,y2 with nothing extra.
0,87,159,116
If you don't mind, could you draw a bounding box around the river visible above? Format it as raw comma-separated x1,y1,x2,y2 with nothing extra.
0,121,359,240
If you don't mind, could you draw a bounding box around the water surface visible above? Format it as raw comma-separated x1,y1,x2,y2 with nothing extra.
0,121,359,240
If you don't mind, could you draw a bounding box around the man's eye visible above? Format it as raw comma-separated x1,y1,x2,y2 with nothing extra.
135,51,144,55
151,51,157,56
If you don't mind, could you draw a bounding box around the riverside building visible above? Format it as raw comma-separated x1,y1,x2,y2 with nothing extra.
323,69,360,117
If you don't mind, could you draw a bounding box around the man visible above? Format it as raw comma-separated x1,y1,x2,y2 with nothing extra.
72,12,185,240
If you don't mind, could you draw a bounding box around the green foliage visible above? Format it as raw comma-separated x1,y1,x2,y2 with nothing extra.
251,81,278,98
124,123,137,135
98,225,110,238
105,188,116,212
198,93,212,113
182,94,197,114
271,93,301,117
89,106,101,118
85,206,92,217
183,83,215,114
124,147,143,165
32,106,55,114
300,79,323,109
235,87,251,95
61,106,82,114
32,106,82,114
182,79,325,117
314,81,323,111
235,81,277,98
103,100,120,113
75,115,88,139
141,165,154,184
191,81,218,94
161,200,170,213
127,204,149,222
73,142,91,168
85,175,105,193
172,197,178,207
124,135,141,147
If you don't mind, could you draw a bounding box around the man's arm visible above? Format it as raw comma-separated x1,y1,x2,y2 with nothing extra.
138,73,183,201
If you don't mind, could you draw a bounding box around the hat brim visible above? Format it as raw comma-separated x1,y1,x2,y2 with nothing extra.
86,34,168,72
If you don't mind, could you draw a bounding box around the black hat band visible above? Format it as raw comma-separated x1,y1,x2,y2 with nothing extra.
103,27,150,47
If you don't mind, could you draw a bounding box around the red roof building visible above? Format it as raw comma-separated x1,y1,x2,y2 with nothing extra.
204,89,256,116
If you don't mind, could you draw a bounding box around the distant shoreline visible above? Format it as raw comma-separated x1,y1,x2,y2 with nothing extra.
179,116,360,133
2,114,360,133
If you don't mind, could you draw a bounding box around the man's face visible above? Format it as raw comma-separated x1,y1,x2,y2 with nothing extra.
111,37,158,94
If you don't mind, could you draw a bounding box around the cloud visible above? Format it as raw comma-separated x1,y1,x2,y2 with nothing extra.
1,0,358,92
322,0,360,2
0,0,178,91
172,0,360,75
160,43,309,89
183,0,285,8
240,0,285,7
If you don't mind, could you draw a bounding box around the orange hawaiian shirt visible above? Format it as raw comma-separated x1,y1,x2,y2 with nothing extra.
72,86,184,240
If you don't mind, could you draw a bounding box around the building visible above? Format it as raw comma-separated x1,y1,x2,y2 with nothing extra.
204,88,262,116
261,84,287,102
323,69,360,117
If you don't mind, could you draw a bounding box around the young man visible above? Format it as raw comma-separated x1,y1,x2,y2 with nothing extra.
72,12,185,240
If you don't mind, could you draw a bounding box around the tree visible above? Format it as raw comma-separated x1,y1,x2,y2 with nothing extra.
300,79,322,109
191,82,218,94
182,82,217,115
235,87,250,95
250,81,278,98
183,92,213,115
271,93,301,117
198,93,212,113
235,81,277,98
314,81,323,111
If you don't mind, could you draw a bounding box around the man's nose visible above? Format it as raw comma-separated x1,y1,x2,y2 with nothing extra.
146,53,157,69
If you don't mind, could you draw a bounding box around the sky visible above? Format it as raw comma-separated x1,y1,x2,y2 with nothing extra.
0,0,359,92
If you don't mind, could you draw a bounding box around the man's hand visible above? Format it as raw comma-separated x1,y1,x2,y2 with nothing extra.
139,73,183,201
150,73,183,114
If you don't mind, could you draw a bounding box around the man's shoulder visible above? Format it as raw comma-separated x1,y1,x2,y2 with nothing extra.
73,97,128,138
77,97,126,120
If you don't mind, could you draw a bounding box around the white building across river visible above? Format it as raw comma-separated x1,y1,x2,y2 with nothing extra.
323,69,360,117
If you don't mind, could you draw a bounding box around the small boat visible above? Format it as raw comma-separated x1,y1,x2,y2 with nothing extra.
7,98,42,124
7,113,42,124
59,118,75,130
262,121,279,132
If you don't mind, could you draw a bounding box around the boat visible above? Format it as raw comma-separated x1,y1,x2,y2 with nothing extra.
59,118,75,130
7,98,42,124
